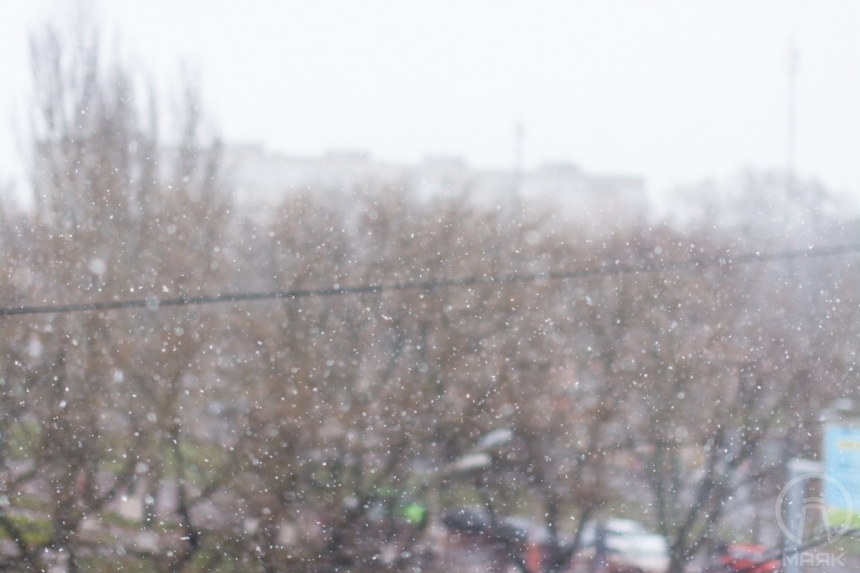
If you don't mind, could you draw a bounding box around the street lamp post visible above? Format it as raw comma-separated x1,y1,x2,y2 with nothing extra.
422,428,514,546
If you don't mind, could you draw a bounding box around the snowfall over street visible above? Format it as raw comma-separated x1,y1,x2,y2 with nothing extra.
1,3,860,573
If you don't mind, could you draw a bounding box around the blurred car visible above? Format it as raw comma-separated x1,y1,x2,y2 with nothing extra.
442,506,490,535
578,519,670,573
442,508,552,572
716,543,779,573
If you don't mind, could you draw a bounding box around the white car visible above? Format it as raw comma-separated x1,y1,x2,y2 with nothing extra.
578,519,670,573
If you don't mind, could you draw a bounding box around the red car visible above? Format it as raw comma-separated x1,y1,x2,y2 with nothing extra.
717,543,779,573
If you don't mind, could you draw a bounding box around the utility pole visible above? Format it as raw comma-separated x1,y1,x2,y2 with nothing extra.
782,458,824,573
787,44,799,198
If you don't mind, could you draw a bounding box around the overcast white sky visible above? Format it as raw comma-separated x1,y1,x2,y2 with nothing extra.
2,1,859,198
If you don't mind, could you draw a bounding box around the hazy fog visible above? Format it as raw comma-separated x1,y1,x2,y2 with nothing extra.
2,0,859,200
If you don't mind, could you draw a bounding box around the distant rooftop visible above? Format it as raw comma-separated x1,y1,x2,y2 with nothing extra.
220,144,648,226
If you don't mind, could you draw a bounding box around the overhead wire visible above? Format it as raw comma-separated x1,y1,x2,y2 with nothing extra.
1,242,859,317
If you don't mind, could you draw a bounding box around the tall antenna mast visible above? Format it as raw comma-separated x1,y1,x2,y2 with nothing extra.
514,121,524,194
787,44,799,197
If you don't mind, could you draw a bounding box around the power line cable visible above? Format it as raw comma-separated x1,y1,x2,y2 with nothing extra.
2,242,859,317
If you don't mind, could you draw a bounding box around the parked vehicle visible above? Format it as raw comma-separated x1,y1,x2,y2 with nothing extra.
715,543,779,573
442,508,550,572
577,519,670,573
